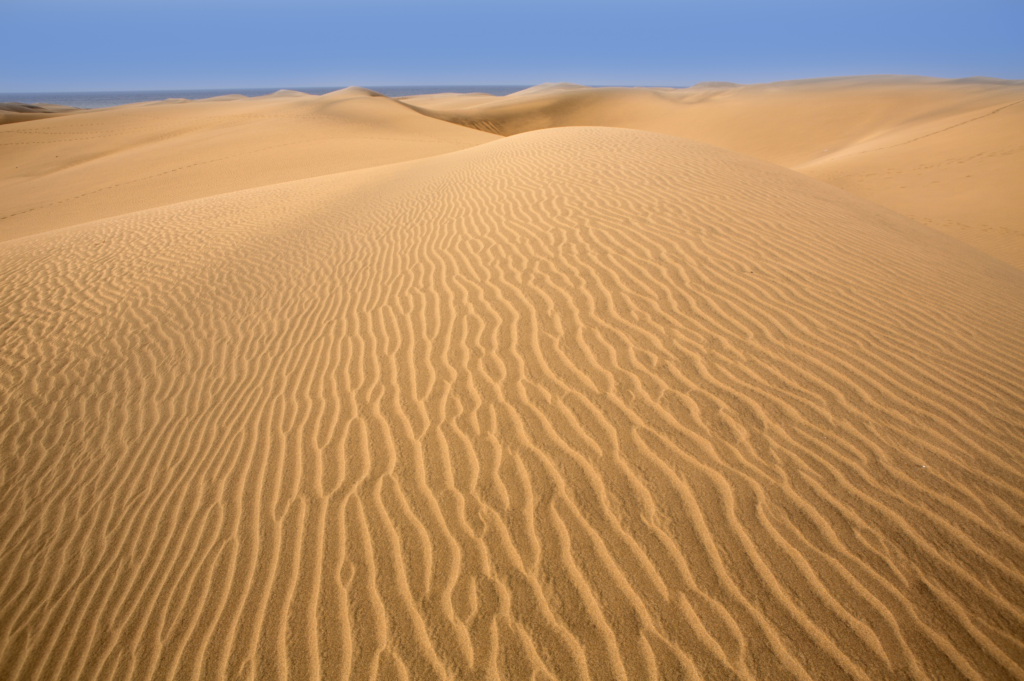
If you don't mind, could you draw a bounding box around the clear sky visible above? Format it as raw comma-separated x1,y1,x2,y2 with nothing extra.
5,0,1023,92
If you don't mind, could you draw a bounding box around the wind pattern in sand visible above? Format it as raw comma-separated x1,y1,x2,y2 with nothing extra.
2,127,1024,680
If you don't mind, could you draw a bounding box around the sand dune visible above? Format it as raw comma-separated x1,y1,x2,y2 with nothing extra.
410,76,1024,268
2,123,1023,680
5,77,1021,267
0,102,81,126
0,90,498,242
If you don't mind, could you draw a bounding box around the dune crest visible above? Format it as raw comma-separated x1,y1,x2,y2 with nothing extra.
509,82,591,96
264,89,311,98
2,126,1022,680
321,86,388,100
0,102,80,125
0,92,498,242
411,76,1024,268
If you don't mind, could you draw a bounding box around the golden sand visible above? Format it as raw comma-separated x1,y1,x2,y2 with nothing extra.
407,76,1024,269
1,80,1023,680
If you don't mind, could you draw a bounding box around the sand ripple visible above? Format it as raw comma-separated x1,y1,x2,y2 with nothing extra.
2,127,1023,680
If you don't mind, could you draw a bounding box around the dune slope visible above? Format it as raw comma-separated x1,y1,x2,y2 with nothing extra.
0,90,498,242
0,103,81,127
411,77,1024,268
2,127,1023,680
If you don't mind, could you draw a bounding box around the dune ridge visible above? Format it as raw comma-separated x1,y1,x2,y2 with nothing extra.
2,126,1023,680
4,77,1021,269
407,76,1024,268
0,102,80,126
0,90,498,243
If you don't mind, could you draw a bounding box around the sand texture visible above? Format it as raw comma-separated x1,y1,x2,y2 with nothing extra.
2,83,1024,681
0,89,498,243
409,76,1024,269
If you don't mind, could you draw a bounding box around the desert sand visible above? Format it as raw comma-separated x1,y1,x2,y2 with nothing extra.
0,103,80,127
1,80,1023,681
405,76,1024,270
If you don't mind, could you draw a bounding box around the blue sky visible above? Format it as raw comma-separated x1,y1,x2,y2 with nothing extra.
4,0,1022,92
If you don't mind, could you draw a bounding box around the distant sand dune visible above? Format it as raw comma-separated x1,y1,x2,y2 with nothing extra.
409,76,1024,268
2,127,1023,680
0,102,80,126
0,92,498,243
4,77,1021,268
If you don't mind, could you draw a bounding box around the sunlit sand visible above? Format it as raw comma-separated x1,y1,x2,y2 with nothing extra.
2,78,1023,680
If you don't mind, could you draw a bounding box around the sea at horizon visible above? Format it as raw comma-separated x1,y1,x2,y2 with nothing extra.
0,85,534,109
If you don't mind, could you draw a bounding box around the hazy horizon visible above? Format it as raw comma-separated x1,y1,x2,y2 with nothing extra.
0,86,535,109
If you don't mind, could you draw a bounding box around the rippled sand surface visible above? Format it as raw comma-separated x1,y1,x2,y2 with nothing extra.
2,82,1023,681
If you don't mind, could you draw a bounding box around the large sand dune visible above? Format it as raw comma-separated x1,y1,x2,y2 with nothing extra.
408,76,1024,269
2,84,1024,681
